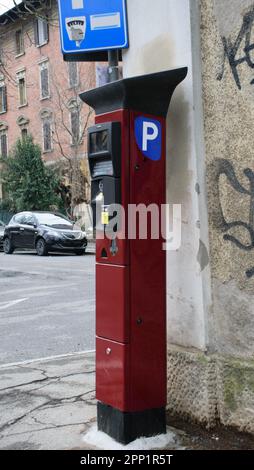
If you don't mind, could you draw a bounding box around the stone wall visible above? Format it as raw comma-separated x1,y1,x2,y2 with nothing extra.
194,0,254,432
167,0,254,433
167,346,254,433
123,0,254,434
202,0,254,420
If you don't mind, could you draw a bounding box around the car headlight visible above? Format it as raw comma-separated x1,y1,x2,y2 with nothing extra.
48,230,61,239
73,231,87,240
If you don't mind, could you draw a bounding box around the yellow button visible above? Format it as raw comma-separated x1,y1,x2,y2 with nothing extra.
101,211,109,225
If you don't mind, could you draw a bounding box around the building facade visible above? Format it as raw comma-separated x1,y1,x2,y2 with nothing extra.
0,0,95,207
123,0,254,434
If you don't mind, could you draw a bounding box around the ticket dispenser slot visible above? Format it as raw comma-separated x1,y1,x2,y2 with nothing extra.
88,122,121,231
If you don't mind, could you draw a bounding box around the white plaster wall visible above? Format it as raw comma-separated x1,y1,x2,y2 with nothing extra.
123,0,211,350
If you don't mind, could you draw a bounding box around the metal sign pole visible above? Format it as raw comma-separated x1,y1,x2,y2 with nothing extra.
108,50,119,82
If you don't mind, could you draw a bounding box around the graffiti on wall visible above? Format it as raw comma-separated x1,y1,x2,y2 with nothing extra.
212,159,254,278
217,7,254,90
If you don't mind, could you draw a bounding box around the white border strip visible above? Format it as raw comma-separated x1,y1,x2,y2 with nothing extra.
0,349,95,369
90,12,121,31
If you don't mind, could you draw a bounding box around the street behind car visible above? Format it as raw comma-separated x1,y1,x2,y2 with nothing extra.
0,251,95,364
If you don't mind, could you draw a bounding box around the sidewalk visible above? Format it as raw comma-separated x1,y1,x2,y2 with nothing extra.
1,352,251,450
0,351,187,451
0,352,97,450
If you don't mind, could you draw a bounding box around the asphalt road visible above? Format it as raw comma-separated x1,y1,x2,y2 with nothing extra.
0,250,95,365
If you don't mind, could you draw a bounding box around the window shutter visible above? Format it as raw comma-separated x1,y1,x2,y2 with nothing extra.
16,31,20,54
71,110,80,144
0,85,7,112
43,121,48,150
34,19,39,46
41,67,49,98
15,30,24,55
19,78,26,106
96,64,109,87
43,120,51,151
1,134,7,158
69,62,78,88
21,128,28,140
43,16,49,43
0,87,3,112
3,86,7,112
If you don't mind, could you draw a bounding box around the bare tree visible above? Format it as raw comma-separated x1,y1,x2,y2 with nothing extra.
51,62,94,218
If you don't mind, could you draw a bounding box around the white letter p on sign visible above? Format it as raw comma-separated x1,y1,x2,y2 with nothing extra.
142,122,159,151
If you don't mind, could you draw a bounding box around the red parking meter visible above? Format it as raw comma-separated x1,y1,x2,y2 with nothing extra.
80,68,187,444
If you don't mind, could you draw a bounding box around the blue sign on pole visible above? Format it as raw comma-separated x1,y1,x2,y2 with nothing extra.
58,0,129,54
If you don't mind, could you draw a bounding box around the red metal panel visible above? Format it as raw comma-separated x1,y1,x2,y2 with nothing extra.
96,110,167,413
96,337,130,411
128,111,167,411
95,110,130,266
96,263,130,343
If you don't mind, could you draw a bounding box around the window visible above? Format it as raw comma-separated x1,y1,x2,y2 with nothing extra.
35,17,49,46
68,62,79,88
42,120,52,152
40,61,50,99
15,30,24,56
17,71,27,106
0,85,7,113
70,108,80,145
40,108,53,152
0,133,7,158
68,99,80,145
18,78,26,106
21,128,28,140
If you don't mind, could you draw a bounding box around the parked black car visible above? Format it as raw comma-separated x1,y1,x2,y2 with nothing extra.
3,212,87,256
0,220,5,250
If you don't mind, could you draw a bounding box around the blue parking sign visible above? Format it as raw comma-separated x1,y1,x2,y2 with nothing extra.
58,0,129,54
135,117,162,161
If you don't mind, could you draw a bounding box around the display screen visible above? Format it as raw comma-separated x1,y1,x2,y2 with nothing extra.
90,130,109,154
92,159,113,177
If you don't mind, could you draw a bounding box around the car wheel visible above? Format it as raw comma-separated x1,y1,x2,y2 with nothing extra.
3,237,14,254
36,238,48,256
75,250,86,256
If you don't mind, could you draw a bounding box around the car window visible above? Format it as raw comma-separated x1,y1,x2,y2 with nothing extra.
23,214,36,226
35,213,73,228
14,214,25,224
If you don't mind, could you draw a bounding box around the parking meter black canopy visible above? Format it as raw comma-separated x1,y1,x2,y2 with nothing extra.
80,68,188,117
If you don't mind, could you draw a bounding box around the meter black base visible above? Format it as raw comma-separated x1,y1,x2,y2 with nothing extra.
97,402,166,445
